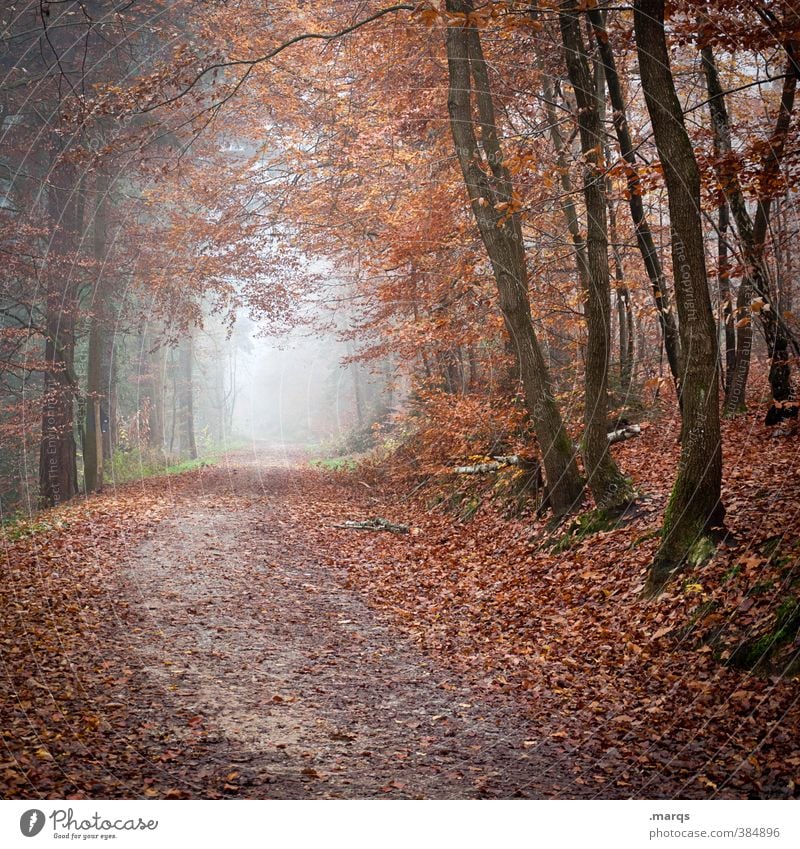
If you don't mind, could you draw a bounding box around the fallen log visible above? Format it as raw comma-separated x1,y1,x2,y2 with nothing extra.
607,424,641,444
453,427,640,476
334,517,409,534
453,455,521,474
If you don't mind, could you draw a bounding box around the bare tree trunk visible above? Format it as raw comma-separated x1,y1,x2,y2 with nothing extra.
349,341,364,426
178,335,197,460
445,0,584,515
717,201,736,397
607,194,634,393
634,0,725,595
467,343,479,390
535,70,591,373
39,151,80,508
559,1,632,509
702,43,800,418
39,307,79,507
84,167,110,493
537,69,590,293
149,342,166,450
782,191,794,314
226,337,238,438
595,43,634,396
84,318,105,493
169,347,177,457
587,5,682,395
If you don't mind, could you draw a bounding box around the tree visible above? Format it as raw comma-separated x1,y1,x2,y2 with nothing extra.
586,6,682,395
701,39,800,419
38,146,82,508
634,0,725,594
558,1,633,510
444,0,583,515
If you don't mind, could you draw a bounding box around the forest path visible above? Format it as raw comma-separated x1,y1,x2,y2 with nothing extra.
116,448,575,799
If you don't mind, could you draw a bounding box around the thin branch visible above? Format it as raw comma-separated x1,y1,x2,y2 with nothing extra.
138,4,416,115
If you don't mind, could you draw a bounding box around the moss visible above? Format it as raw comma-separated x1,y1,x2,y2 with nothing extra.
108,449,216,484
721,563,742,582
492,464,546,517
163,457,214,475
644,538,714,597
448,491,465,510
554,430,576,460
435,491,481,522
759,536,783,560
776,597,800,632
722,402,748,418
643,511,721,598
687,535,718,569
460,496,481,522
728,596,800,670
426,494,445,510
749,580,775,596
548,507,618,554
599,475,637,512
631,528,661,549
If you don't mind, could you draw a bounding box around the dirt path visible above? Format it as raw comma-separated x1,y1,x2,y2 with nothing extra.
115,453,577,799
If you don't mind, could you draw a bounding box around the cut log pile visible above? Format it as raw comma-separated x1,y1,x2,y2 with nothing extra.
452,425,641,475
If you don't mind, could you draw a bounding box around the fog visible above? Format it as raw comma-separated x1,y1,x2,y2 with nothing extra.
187,308,397,457
230,328,370,447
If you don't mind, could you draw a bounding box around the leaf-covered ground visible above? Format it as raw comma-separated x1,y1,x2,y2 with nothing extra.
1,418,799,799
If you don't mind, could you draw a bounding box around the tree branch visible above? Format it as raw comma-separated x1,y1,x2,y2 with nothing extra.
138,4,416,114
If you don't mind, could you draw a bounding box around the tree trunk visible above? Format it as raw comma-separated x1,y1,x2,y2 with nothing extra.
536,68,590,293
595,44,634,396
702,44,800,418
226,341,238,437
105,363,117,458
467,343,479,390
634,0,725,595
84,317,105,493
169,347,177,457
534,71,590,374
559,1,632,509
781,191,794,314
587,5,682,396
352,358,364,426
39,320,78,508
178,335,197,460
84,167,110,493
39,152,80,508
717,201,736,397
149,343,166,450
444,0,584,515
609,198,634,393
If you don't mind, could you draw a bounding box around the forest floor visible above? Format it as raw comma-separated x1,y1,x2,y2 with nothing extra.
2,421,800,799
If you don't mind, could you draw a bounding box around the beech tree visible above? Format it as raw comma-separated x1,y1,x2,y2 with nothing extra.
586,5,682,395
558,1,632,510
634,0,725,594
444,0,584,515
701,36,800,419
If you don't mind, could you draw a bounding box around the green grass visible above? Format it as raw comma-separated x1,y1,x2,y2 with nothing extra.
107,449,218,485
103,436,258,485
1,515,67,542
2,440,250,536
164,457,213,475
309,456,358,472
